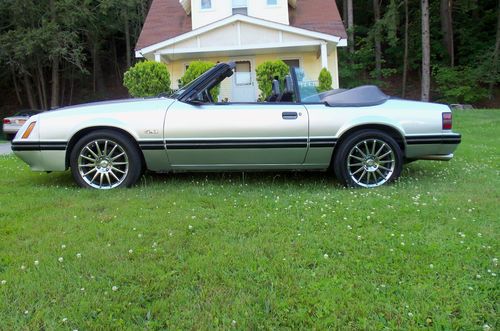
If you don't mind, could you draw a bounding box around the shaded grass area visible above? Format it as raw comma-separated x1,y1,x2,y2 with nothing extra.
0,110,498,330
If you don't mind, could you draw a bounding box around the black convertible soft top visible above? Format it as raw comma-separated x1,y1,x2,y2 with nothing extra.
323,85,389,107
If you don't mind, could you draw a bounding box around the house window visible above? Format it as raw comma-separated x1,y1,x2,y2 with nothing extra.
232,0,247,15
201,0,212,10
267,0,278,6
283,59,300,69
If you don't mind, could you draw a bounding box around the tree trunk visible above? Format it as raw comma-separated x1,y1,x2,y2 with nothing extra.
89,38,105,95
402,0,409,97
421,0,431,101
51,57,60,109
343,0,348,26
440,0,454,66
373,0,382,80
489,0,500,98
347,0,354,53
124,11,132,69
22,73,37,110
10,66,23,106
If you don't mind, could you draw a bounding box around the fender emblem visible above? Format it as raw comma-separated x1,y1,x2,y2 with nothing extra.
144,129,159,135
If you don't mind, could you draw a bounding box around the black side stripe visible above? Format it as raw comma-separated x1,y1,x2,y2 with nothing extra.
12,141,67,151
310,138,338,148
166,139,308,150
405,134,461,145
138,140,165,151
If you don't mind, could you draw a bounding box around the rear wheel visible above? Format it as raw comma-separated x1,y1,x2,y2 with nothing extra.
333,130,403,188
70,130,142,189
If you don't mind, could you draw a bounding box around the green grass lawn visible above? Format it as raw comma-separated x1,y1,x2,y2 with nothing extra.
0,110,498,330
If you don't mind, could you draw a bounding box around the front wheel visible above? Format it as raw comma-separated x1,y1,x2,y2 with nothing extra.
333,130,403,188
70,130,143,189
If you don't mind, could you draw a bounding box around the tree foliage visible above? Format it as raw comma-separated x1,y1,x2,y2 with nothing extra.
318,68,333,92
123,61,171,97
338,0,499,105
255,60,290,100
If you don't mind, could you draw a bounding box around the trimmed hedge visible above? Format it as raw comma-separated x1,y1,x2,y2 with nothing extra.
255,60,290,100
318,68,333,92
123,61,171,97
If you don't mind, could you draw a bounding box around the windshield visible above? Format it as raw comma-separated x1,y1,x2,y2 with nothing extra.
292,67,323,103
170,65,221,99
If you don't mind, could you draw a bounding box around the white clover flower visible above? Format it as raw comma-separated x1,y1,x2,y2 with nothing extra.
76,253,81,259
128,249,133,254
34,260,39,266
24,310,29,315
357,236,362,240
323,253,329,259
492,273,497,277
483,324,491,331
112,286,118,292
80,288,85,291
1,280,6,285
61,244,66,249
493,258,498,266
138,234,142,238
429,264,434,269
231,320,237,327
62,317,68,322
20,265,26,270
58,257,64,263
408,312,413,317
476,274,481,279
188,225,193,230
468,286,473,290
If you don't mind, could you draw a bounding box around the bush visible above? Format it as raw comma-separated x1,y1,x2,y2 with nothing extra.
433,65,488,104
318,68,333,92
180,61,219,101
255,60,290,100
123,61,171,97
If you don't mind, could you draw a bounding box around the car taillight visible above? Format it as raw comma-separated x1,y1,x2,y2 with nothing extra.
2,119,11,124
442,112,452,130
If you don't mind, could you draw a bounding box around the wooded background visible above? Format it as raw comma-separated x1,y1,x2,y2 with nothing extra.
0,0,498,117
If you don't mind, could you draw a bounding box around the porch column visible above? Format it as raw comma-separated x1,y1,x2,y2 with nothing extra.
154,53,162,63
320,41,328,69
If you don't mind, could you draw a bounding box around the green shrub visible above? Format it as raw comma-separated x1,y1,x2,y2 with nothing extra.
255,60,290,100
123,61,171,97
318,68,333,92
180,61,219,101
433,65,488,104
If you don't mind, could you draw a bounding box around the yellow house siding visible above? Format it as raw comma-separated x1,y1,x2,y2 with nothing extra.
162,49,339,101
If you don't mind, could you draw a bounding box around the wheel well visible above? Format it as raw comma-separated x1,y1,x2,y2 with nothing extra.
331,124,405,166
65,126,146,169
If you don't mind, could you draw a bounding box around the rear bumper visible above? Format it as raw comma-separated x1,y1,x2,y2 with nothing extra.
405,133,461,160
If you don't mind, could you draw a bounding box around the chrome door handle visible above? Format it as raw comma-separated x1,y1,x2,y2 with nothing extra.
282,112,298,120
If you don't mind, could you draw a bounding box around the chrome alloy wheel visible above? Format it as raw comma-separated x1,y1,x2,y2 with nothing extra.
346,138,396,188
77,139,129,189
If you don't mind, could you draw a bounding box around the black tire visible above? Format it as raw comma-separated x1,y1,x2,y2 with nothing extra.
5,134,15,141
69,130,143,189
333,129,403,188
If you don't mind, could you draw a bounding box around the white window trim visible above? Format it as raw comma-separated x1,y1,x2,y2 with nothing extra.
266,0,280,8
200,0,214,11
280,56,303,69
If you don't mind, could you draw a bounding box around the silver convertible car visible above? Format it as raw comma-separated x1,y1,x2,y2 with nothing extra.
12,62,461,189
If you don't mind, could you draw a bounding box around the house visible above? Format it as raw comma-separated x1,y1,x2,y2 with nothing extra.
135,0,347,102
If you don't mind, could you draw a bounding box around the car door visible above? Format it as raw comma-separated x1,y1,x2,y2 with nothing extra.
164,101,309,169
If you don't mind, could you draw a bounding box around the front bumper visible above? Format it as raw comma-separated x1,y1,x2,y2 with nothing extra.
12,141,67,171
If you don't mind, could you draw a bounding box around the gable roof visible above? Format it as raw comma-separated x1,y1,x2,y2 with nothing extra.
136,0,347,50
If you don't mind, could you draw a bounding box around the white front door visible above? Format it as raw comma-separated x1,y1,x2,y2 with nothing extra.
232,60,256,102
